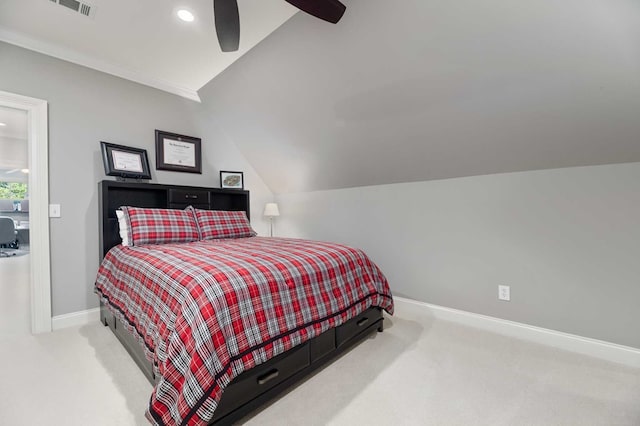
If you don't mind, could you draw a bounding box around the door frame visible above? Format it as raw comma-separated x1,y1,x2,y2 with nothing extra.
0,90,51,333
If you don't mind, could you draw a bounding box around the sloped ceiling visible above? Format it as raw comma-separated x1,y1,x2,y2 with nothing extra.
0,0,297,100
198,0,640,194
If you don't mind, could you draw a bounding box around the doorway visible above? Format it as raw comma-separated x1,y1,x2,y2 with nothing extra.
0,91,51,334
0,106,29,335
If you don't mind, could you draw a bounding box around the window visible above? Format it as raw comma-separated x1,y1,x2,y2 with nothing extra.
0,182,28,200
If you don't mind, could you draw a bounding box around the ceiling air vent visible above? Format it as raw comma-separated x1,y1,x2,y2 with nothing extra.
48,0,96,19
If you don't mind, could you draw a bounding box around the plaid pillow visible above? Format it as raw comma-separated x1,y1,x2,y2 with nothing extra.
120,206,200,246
194,209,257,239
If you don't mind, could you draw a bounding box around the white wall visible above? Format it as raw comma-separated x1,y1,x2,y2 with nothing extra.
276,162,640,348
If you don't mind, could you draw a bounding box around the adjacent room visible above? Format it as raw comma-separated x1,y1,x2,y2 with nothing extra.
0,0,639,425
0,105,30,339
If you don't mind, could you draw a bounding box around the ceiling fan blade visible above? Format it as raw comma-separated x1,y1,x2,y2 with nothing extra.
284,0,346,24
214,0,240,52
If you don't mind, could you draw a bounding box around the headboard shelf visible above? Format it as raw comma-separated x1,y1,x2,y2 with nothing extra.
99,180,250,259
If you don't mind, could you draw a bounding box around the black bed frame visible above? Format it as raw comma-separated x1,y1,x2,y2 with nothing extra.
98,180,384,425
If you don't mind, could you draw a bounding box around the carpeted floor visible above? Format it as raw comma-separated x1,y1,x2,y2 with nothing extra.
0,298,639,425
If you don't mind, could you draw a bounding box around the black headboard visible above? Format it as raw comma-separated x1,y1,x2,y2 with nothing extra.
99,180,250,259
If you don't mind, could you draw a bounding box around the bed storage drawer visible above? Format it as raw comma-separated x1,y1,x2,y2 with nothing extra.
335,307,383,348
309,327,335,363
104,308,156,383
168,188,210,206
214,343,310,420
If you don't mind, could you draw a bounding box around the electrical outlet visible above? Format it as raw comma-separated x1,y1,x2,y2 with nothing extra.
498,285,510,301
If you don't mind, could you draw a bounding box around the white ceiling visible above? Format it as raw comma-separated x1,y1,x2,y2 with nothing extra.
2,0,639,194
0,106,28,183
0,0,298,101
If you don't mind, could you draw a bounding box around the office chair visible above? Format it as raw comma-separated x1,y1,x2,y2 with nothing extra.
0,217,17,257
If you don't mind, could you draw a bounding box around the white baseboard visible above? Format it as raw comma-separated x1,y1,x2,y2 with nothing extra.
394,296,640,368
50,300,640,367
52,308,101,331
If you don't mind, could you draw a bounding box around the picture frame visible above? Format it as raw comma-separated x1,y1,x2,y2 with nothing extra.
220,171,244,189
155,130,202,174
100,141,151,180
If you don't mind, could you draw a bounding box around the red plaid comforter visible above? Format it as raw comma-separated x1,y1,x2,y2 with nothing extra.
95,236,394,426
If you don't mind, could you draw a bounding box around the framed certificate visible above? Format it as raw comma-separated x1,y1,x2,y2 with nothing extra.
155,130,202,174
100,142,151,180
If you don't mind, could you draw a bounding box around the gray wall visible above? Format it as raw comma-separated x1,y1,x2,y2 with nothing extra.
2,0,638,351
0,41,274,316
276,163,640,348
194,0,640,348
198,0,640,193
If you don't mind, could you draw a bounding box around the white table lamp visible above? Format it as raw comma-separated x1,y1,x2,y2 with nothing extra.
263,203,280,237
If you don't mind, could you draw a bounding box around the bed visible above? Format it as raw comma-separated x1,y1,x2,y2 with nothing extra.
95,180,394,425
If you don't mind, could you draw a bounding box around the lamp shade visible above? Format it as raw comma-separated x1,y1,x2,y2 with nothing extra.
263,203,280,217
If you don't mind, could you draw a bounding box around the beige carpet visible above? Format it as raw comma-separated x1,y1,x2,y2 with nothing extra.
0,297,639,425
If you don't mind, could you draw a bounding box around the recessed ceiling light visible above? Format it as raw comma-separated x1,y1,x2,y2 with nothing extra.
0,123,6,127
177,9,195,22
21,169,29,174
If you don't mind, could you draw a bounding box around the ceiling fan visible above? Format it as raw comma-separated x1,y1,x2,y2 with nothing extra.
214,0,347,52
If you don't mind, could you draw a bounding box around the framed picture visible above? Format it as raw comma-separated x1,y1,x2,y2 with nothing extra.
155,130,202,174
100,141,151,180
220,171,244,189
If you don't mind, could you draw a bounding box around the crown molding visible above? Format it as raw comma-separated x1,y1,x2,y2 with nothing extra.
0,28,201,102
